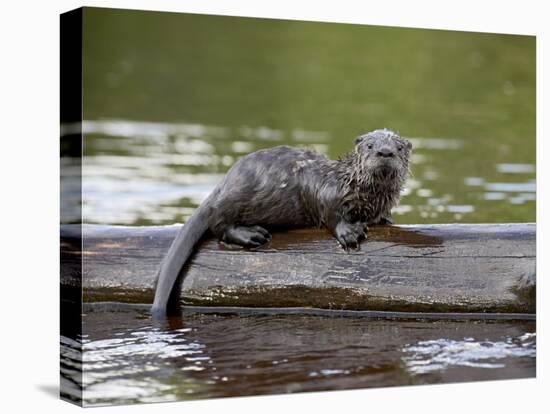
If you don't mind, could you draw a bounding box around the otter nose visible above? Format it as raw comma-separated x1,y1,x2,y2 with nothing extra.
376,147,394,158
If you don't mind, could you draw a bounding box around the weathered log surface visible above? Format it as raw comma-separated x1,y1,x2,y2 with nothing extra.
61,223,536,315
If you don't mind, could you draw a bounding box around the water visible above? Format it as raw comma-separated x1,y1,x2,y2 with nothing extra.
70,8,536,226
77,119,536,226
60,308,535,406
63,8,537,405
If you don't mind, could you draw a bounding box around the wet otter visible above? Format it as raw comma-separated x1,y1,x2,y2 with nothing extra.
152,128,412,317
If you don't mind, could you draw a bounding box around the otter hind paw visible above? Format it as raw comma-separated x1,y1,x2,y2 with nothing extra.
222,225,272,248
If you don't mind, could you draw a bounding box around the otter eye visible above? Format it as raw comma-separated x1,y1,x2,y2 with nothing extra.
397,145,403,151
367,144,373,150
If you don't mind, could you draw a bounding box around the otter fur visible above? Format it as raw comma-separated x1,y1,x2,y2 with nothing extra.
152,128,412,317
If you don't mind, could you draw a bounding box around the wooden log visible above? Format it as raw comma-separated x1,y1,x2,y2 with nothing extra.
61,223,536,316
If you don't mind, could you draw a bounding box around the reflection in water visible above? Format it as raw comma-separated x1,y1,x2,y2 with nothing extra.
78,120,334,225
76,119,536,226
60,336,83,404
62,308,535,406
81,327,209,403
485,182,536,193
408,137,464,150
402,334,536,374
497,164,536,174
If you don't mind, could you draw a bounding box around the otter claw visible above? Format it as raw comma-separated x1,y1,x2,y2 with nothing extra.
335,220,366,252
337,236,361,252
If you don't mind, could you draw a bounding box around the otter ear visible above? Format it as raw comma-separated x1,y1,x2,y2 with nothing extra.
355,135,366,145
405,139,412,150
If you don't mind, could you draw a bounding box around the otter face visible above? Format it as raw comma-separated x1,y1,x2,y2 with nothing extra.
354,129,412,179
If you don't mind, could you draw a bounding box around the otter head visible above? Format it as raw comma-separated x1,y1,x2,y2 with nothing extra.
354,128,412,182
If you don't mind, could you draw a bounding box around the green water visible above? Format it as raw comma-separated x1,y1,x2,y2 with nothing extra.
79,8,535,226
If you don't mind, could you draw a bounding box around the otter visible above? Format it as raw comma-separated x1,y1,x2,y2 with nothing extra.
152,128,412,317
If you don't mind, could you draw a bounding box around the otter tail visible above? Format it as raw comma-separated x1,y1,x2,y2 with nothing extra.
151,204,209,317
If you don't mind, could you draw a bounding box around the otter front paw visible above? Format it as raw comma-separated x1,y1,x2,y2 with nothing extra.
335,221,367,251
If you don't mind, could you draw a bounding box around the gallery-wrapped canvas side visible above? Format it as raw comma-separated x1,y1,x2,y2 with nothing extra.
60,7,83,406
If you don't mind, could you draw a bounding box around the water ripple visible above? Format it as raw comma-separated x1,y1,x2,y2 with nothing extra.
402,334,536,375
